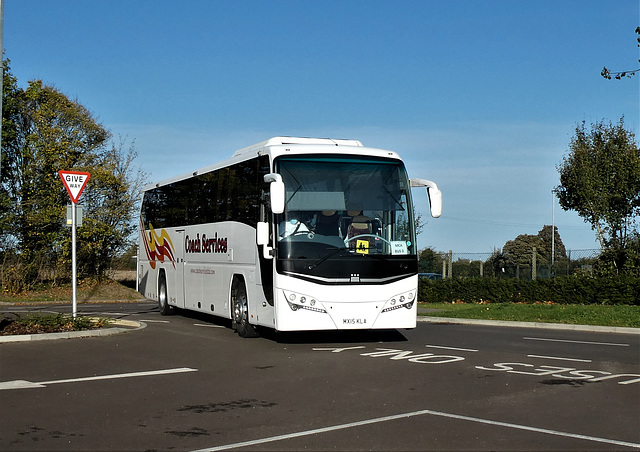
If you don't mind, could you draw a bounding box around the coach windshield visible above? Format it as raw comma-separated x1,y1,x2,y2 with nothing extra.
274,156,417,282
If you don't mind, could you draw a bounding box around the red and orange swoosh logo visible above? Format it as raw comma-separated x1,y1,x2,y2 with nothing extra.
141,220,176,269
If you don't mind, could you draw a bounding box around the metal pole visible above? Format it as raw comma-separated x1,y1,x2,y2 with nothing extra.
135,246,139,292
72,201,77,318
532,246,537,280
0,0,4,179
551,190,555,274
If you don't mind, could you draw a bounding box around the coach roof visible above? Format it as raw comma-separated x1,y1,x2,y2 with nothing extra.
144,137,401,190
232,136,363,158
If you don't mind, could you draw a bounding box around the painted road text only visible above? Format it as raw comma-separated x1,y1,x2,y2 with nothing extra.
313,346,640,385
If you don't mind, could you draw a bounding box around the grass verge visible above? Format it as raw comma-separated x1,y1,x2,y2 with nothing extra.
0,313,112,335
0,278,144,303
418,302,640,328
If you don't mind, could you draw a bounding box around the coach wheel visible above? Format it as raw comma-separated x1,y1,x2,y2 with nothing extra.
158,273,173,315
231,279,259,338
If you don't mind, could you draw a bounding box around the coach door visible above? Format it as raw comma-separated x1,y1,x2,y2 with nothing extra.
172,229,186,309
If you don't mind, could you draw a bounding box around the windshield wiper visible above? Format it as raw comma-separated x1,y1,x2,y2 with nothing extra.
307,246,347,270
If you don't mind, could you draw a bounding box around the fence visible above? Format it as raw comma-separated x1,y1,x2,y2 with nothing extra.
421,249,600,280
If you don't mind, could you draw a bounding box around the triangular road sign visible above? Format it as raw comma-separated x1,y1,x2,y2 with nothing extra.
59,170,91,203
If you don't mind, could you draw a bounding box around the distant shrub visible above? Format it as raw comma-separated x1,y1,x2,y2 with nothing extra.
418,275,640,305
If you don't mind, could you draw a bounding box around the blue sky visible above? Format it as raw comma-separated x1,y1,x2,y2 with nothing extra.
4,0,639,253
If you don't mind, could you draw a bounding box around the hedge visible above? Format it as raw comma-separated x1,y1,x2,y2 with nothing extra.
418,275,640,305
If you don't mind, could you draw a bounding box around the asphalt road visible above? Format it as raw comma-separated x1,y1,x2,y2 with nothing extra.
0,302,639,451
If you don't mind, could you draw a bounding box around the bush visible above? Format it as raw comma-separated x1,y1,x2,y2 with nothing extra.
418,275,640,305
0,313,111,335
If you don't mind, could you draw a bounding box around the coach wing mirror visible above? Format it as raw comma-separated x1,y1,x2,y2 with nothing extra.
264,173,285,214
409,178,442,218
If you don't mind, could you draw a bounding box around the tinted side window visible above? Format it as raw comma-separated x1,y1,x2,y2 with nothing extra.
141,155,269,229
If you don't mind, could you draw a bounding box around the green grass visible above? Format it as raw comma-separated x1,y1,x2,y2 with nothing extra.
0,278,144,303
418,302,640,328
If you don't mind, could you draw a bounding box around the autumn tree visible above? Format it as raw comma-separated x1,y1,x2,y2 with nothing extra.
503,233,543,268
0,62,21,252
556,118,640,273
70,137,147,277
502,225,566,272
418,247,442,273
538,225,566,257
0,60,146,288
485,249,514,279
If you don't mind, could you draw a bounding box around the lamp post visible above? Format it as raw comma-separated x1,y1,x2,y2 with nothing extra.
551,189,556,277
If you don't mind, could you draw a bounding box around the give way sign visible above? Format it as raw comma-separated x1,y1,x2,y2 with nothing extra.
59,170,91,203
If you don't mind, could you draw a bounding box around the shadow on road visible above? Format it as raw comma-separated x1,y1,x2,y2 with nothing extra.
175,308,408,344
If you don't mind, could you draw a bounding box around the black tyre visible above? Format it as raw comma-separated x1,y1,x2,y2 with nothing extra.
231,279,259,338
158,273,173,315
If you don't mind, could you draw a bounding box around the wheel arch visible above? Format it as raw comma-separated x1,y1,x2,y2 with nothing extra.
230,272,259,337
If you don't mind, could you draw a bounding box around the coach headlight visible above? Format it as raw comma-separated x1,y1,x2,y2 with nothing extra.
382,290,415,313
283,290,326,313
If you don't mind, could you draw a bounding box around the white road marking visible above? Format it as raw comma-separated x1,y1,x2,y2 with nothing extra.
523,337,629,347
425,344,479,352
139,319,170,323
313,346,367,353
527,354,592,363
193,323,224,328
193,408,640,451
0,367,197,390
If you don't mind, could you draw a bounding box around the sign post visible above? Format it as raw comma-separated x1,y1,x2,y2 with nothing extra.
59,171,91,318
